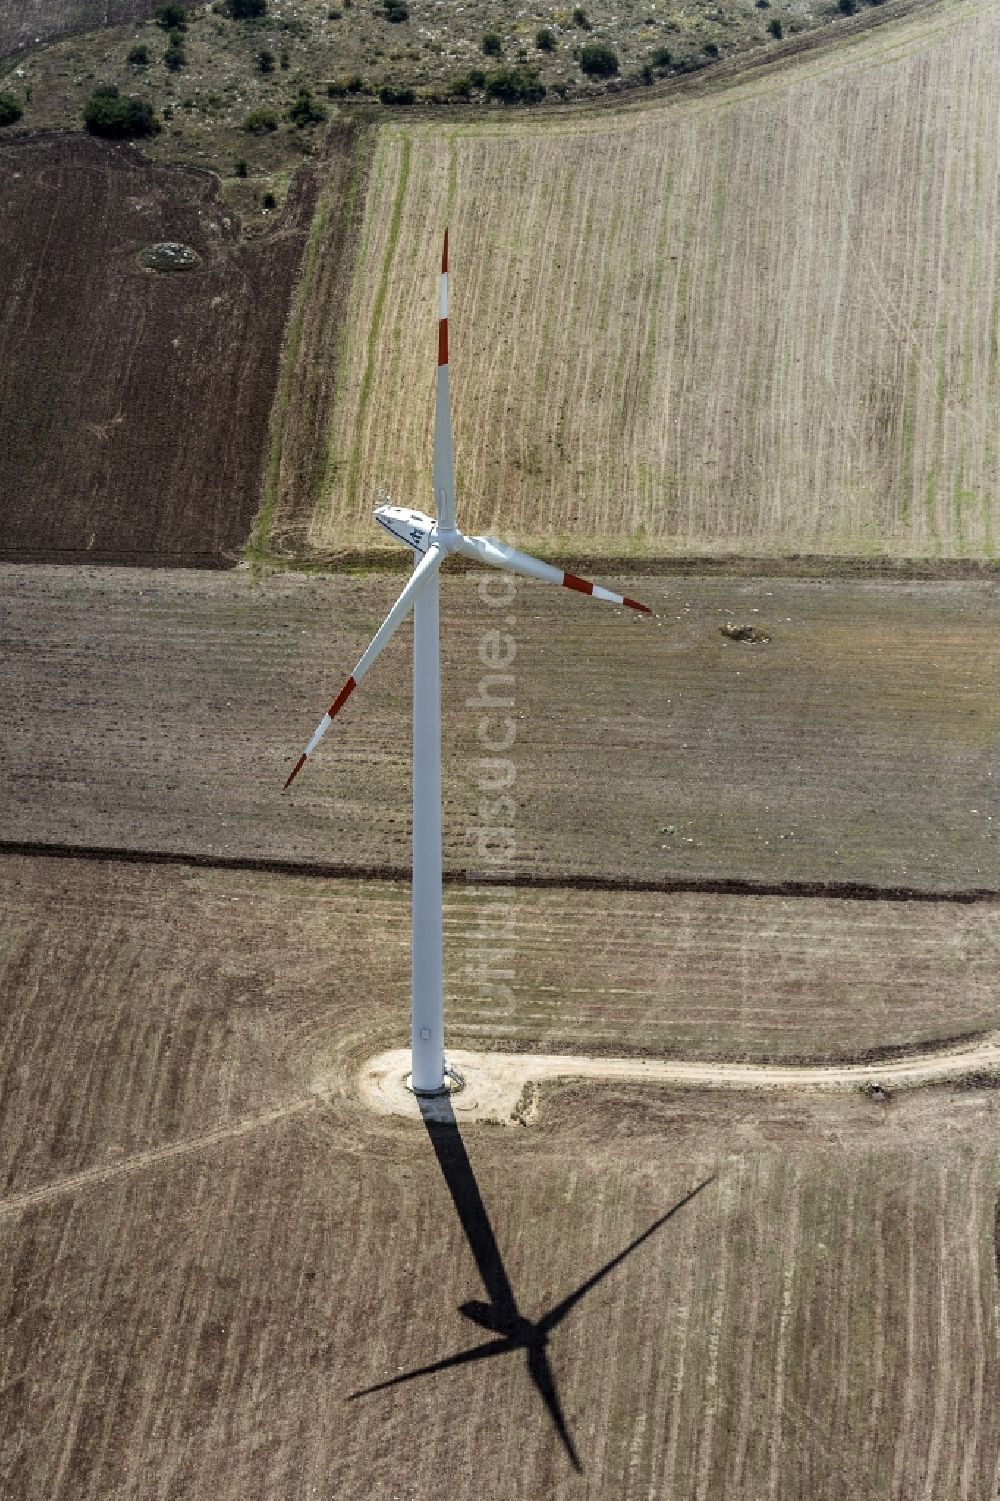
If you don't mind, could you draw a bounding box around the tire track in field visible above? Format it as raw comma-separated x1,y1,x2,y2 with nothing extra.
0,1094,317,1220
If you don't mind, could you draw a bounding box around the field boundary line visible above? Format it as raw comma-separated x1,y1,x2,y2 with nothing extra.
0,1096,318,1220
0,840,996,906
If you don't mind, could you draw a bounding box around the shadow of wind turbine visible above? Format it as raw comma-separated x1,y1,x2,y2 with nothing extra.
349,1096,717,1474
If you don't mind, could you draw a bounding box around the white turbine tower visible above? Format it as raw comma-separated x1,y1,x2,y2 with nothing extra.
284,231,651,1095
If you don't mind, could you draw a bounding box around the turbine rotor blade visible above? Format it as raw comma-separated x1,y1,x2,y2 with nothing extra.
283,544,443,789
457,533,651,613
433,229,456,530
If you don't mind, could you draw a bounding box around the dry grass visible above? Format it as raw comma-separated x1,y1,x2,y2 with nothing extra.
2,853,999,1499
284,0,1000,561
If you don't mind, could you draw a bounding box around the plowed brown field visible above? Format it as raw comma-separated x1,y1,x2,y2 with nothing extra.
2,853,998,1499
280,0,1000,562
1,565,995,891
0,133,324,566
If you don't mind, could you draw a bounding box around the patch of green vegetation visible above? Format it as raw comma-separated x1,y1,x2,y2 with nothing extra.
83,85,159,139
0,93,23,126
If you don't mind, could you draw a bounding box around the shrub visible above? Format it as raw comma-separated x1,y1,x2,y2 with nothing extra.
838,0,857,12
640,62,653,83
154,3,188,28
280,49,289,68
484,66,545,102
384,0,409,19
0,93,23,126
536,27,555,51
234,157,249,175
468,66,486,87
328,7,342,16
128,44,150,65
286,87,327,126
482,32,503,56
572,7,592,28
328,73,364,94
768,16,782,35
164,40,186,69
258,47,275,71
262,190,276,209
651,44,671,66
379,83,415,104
705,39,719,55
83,85,159,137
229,0,267,15
579,41,618,76
242,105,278,131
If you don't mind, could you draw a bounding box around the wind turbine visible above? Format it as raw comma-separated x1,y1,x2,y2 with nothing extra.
283,231,651,1095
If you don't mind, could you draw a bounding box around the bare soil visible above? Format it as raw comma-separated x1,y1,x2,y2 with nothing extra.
0,131,340,565
0,0,199,67
0,565,994,891
1,853,998,1499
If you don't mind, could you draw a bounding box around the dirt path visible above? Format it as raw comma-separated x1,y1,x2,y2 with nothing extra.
0,1097,317,1220
358,1036,1000,1123
4,1033,997,1219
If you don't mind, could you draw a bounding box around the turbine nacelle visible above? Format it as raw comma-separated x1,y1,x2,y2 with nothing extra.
374,504,436,556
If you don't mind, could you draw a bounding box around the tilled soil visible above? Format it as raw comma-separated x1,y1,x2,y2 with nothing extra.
0,564,995,890
0,133,323,565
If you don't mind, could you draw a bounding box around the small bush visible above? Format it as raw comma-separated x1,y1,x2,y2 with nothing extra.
164,41,187,69
768,16,782,36
379,83,415,104
482,32,503,56
838,0,857,12
572,7,592,28
83,85,159,138
536,27,555,51
229,0,267,15
128,44,150,65
327,73,364,95
154,2,188,28
484,65,545,102
579,41,618,76
262,190,276,209
0,93,23,126
257,47,275,71
280,49,289,68
328,6,342,15
640,62,653,83
705,39,719,55
468,66,486,87
234,157,249,176
384,0,409,19
242,105,278,131
286,87,327,126
651,44,671,66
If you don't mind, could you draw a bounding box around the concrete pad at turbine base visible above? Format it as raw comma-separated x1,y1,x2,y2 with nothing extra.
357,1035,1000,1124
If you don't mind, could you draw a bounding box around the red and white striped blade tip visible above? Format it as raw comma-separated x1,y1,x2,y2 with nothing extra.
442,227,448,272
283,753,306,791
562,571,652,613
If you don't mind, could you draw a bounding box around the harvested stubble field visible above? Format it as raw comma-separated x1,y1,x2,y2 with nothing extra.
0,131,344,566
1,565,995,890
1,852,999,1499
275,0,1000,563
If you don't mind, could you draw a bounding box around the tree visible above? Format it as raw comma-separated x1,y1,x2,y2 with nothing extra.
484,66,545,102
572,7,592,28
242,106,278,131
579,42,618,76
536,27,555,51
0,93,22,126
154,3,188,28
768,16,782,37
482,32,503,56
128,44,150,65
83,85,159,138
257,48,275,72
286,87,327,126
230,0,267,16
164,40,187,69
